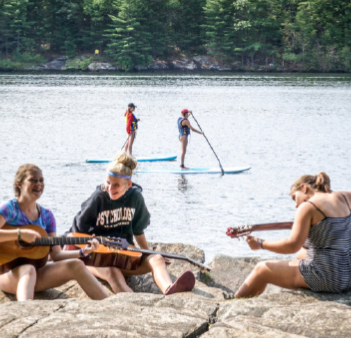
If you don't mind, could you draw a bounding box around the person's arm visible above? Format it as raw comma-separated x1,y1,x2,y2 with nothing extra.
71,191,101,234
48,232,100,261
183,119,204,135
246,202,313,254
126,114,133,134
134,233,149,250
0,214,41,243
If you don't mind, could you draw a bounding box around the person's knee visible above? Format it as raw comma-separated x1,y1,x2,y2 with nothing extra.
104,267,123,282
148,254,165,267
253,261,269,278
66,259,86,273
18,264,37,278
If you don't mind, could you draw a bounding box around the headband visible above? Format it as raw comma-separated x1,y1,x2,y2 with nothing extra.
108,171,132,179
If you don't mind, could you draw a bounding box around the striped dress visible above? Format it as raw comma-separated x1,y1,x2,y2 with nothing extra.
299,195,351,293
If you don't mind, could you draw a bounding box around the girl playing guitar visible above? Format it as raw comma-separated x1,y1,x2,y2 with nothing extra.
0,164,109,301
67,152,195,295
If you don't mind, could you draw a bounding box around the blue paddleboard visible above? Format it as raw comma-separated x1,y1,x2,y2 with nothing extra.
135,166,251,175
86,155,177,163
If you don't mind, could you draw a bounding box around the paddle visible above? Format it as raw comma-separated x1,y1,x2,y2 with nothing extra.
191,112,225,176
121,136,129,150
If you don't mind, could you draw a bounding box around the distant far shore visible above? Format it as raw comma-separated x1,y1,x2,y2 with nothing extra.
1,54,350,74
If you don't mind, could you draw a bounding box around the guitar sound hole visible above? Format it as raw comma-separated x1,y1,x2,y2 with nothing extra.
18,241,31,248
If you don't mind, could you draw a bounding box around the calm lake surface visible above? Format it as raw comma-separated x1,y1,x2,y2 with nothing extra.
1,72,351,263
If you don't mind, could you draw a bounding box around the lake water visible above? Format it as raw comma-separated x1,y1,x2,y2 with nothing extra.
1,72,351,263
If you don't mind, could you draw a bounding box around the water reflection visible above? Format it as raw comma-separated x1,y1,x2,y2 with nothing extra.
178,175,188,192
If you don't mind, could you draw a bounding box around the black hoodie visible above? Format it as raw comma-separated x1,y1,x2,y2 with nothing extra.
69,184,150,245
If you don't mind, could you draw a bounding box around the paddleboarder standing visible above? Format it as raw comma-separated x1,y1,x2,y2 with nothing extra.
178,109,204,169
124,103,140,156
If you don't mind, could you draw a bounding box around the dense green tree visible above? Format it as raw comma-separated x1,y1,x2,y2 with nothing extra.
202,0,236,60
104,0,153,70
171,0,206,54
1,0,351,71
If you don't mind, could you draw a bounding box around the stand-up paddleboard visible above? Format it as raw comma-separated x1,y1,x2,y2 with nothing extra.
135,166,251,175
86,155,177,163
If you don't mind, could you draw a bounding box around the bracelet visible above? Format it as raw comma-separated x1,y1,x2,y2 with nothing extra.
17,228,21,241
79,248,88,258
256,238,264,249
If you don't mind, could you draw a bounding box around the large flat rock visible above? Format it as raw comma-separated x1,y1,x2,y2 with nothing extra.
0,293,218,337
1,250,351,337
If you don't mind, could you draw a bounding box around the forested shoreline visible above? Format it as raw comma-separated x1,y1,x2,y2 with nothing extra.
1,0,350,72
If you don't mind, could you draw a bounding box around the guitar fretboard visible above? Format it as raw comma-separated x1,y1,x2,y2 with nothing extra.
32,237,99,247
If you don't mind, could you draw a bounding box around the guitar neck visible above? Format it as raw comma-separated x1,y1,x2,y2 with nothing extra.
251,221,293,232
32,237,100,247
127,247,211,271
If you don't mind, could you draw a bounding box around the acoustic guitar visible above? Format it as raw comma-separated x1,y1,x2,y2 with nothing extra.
0,224,126,274
68,235,211,271
226,221,293,239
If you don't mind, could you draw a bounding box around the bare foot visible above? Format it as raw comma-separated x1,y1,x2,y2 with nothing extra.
180,165,189,170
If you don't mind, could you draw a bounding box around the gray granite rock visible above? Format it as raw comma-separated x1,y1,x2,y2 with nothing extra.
37,59,66,70
87,62,117,71
150,61,170,70
171,58,198,71
193,55,231,71
1,250,351,337
200,255,283,297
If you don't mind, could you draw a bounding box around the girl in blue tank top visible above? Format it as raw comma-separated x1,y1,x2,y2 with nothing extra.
0,164,109,301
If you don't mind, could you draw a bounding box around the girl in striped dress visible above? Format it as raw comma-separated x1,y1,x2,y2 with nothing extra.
235,172,351,298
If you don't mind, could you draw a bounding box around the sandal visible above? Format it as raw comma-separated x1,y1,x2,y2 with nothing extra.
165,270,195,295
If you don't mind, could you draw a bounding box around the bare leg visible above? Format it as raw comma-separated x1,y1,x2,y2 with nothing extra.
35,259,109,300
0,264,37,301
127,131,136,155
86,266,133,294
122,254,172,294
235,259,309,298
179,136,188,169
296,248,307,260
124,135,130,153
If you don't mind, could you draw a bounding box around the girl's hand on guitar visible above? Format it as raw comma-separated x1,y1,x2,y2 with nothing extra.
246,236,262,250
164,257,172,265
84,237,100,254
21,229,41,243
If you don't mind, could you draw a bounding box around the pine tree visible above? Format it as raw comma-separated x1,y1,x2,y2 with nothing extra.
104,0,153,70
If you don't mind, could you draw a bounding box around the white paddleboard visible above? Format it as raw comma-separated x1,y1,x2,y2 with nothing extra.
86,155,177,163
135,166,251,175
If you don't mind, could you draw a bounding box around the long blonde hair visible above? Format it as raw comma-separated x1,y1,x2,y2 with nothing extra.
290,172,331,195
14,164,42,197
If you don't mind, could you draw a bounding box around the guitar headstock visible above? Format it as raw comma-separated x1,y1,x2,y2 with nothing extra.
101,237,129,250
226,225,253,239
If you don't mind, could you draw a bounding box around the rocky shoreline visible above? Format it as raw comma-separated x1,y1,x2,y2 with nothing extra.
18,55,294,73
0,243,350,337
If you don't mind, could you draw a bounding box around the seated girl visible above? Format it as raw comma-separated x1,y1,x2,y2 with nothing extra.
233,172,351,298
0,164,109,301
67,152,195,295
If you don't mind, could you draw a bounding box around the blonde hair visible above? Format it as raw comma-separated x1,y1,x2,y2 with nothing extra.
107,152,137,179
14,164,42,197
290,172,331,195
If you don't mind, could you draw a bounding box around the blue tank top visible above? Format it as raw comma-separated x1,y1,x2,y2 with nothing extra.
178,117,190,138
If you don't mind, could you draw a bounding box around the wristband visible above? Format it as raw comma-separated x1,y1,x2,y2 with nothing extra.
79,248,88,258
17,228,21,241
256,238,264,249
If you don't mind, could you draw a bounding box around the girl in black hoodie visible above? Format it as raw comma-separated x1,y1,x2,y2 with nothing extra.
68,152,195,295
